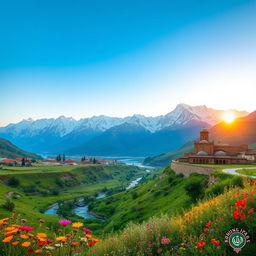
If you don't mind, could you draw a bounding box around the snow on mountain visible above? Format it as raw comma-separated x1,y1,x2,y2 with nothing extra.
0,104,248,137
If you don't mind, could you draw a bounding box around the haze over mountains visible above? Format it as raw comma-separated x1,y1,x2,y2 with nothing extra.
0,104,248,156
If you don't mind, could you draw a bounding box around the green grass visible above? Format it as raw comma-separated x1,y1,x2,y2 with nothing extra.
0,164,146,234
237,168,256,176
89,167,207,233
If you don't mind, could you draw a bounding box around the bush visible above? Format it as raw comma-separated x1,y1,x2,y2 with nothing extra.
7,177,20,187
2,199,15,211
184,178,204,201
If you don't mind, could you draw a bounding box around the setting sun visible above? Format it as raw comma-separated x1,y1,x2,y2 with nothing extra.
223,112,235,123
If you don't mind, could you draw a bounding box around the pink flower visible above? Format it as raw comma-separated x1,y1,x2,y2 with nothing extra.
18,226,34,232
161,237,170,245
83,228,93,234
59,219,71,226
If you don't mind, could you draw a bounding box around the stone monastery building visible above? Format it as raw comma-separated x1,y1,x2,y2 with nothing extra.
177,129,256,164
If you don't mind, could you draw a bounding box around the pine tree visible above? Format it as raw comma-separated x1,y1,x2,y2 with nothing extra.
21,158,26,166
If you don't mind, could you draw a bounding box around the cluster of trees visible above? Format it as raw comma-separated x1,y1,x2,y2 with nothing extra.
81,156,98,164
55,154,66,162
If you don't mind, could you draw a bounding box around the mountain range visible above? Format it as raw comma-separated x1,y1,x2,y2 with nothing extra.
0,104,248,157
144,110,256,166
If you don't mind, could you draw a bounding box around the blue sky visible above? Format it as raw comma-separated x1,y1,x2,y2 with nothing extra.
1,0,256,126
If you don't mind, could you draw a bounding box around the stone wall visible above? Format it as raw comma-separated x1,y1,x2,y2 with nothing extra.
171,162,217,177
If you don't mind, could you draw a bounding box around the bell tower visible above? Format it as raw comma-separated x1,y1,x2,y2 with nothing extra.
200,128,209,141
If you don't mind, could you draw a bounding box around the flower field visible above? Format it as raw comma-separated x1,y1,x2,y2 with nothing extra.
1,179,256,255
88,179,256,256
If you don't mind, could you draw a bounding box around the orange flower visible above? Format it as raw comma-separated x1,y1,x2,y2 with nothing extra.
2,236,13,243
73,242,79,246
35,249,43,254
20,234,29,239
90,238,100,243
22,241,31,247
37,233,47,238
86,234,92,238
56,236,67,241
12,241,19,246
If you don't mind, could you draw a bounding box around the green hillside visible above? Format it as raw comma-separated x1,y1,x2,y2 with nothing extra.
0,138,42,159
143,141,193,167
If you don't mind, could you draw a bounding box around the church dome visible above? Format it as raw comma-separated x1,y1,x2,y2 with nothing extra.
200,140,208,143
214,151,227,156
197,151,208,156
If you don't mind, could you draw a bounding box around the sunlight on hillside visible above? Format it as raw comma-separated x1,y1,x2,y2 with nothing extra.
223,112,235,123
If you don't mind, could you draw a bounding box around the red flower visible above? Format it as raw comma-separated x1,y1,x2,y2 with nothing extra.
83,228,93,234
235,200,246,209
248,208,254,214
211,239,220,246
234,209,241,219
203,228,209,232
251,180,256,185
38,241,47,246
88,242,95,246
205,221,214,228
197,241,206,248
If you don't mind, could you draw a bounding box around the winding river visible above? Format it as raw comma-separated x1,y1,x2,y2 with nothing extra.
44,176,146,219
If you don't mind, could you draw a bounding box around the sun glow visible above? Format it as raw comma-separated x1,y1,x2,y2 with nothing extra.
223,112,235,123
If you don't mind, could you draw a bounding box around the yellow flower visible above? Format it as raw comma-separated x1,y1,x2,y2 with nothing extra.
20,234,29,239
2,236,13,243
56,236,67,242
72,222,84,228
22,241,31,247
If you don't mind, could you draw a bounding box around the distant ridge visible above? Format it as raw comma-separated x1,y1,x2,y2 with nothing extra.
0,138,42,159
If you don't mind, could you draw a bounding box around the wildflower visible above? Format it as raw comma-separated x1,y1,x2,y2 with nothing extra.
88,242,95,246
173,245,179,249
83,228,93,233
234,209,241,219
39,219,45,223
161,237,170,245
203,228,208,232
56,236,67,242
2,236,13,242
248,208,254,214
22,241,31,247
81,237,88,242
205,221,214,227
37,233,47,238
38,241,47,246
157,248,163,253
12,241,19,246
35,249,43,254
109,238,115,241
59,219,71,226
211,239,220,246
197,241,206,248
20,234,29,239
21,219,27,223
73,242,79,246
72,222,84,228
27,249,34,254
19,226,34,232
235,200,246,209
251,180,256,185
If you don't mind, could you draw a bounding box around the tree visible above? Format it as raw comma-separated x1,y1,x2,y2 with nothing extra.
93,158,97,164
56,154,61,162
21,158,26,166
62,154,66,162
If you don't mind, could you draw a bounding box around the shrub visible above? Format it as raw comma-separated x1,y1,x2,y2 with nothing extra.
7,177,20,187
184,178,204,201
2,199,15,211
